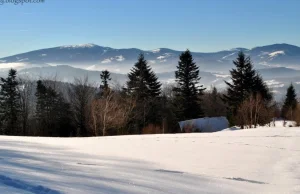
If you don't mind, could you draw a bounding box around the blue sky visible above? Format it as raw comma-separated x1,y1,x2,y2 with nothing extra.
0,0,299,57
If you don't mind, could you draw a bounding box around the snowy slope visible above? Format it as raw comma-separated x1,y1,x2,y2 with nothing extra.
1,127,300,193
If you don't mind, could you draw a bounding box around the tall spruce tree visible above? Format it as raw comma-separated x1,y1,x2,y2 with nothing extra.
223,51,273,127
35,80,53,135
35,80,47,126
282,83,297,119
224,52,256,111
0,69,21,135
224,51,272,113
55,95,75,137
35,80,74,136
174,50,205,120
100,70,111,91
126,53,162,133
253,73,273,102
35,80,59,136
127,53,161,99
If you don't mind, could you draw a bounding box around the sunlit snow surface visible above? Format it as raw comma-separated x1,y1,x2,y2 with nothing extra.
1,126,300,193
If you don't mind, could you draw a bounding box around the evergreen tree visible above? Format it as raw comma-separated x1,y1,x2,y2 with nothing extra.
0,69,21,135
223,52,272,113
174,49,205,120
126,53,162,133
35,80,52,135
100,70,111,91
282,84,297,119
35,80,65,136
127,53,161,99
253,73,273,102
35,80,47,127
224,52,256,111
223,52,273,127
202,86,227,117
211,86,218,101
55,95,75,137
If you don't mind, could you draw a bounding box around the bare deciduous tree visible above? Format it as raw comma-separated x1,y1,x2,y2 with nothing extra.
69,76,96,136
236,94,273,129
18,77,35,135
90,89,119,136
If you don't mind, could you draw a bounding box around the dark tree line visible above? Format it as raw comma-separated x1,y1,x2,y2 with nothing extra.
223,52,274,128
125,53,162,134
174,50,205,120
0,69,21,135
281,84,298,122
0,50,294,137
35,80,74,136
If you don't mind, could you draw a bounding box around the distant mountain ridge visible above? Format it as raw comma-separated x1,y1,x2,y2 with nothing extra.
0,43,300,99
1,43,300,73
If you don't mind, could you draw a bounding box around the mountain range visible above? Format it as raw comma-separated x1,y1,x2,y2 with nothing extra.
0,43,300,99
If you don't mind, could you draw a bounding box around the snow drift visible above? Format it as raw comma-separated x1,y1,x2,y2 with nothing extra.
0,126,300,193
179,116,229,132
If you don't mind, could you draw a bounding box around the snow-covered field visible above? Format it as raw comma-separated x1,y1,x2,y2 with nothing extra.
1,127,300,194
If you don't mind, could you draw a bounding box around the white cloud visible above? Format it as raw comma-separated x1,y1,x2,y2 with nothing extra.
265,80,284,88
101,59,112,64
157,53,172,60
115,55,125,62
0,62,25,69
268,51,285,58
258,51,270,56
86,65,96,70
47,63,59,67
214,74,230,78
152,49,161,53
101,56,125,63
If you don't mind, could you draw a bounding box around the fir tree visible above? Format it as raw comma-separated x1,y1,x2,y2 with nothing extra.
253,73,273,102
211,86,218,101
127,53,161,99
0,69,21,135
55,95,75,137
35,80,47,125
35,80,61,136
174,49,205,120
224,52,256,111
126,53,162,133
223,52,273,127
100,70,111,91
282,83,297,119
223,51,272,113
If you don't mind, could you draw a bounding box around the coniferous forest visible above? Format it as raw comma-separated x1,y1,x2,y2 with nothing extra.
0,51,297,137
